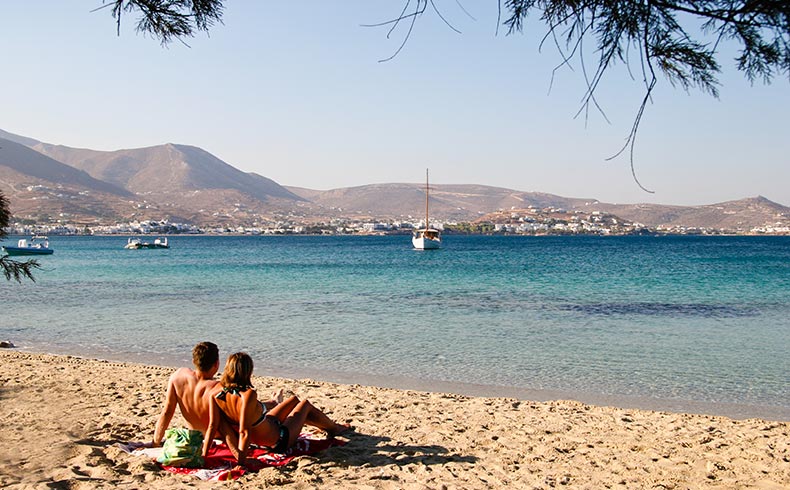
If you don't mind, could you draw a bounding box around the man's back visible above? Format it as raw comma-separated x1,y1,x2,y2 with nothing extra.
171,367,218,432
154,341,222,446
154,365,220,445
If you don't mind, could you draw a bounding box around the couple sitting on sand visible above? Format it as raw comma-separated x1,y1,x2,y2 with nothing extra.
153,341,352,467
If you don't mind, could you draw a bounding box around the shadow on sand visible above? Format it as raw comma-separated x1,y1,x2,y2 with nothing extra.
323,432,478,469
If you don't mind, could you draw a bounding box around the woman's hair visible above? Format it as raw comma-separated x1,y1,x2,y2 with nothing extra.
220,352,254,391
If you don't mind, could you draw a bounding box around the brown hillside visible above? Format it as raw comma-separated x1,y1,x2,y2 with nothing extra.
32,143,302,201
286,184,592,221
3,128,788,231
583,197,790,231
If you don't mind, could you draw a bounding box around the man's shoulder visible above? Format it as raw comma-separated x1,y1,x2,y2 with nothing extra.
169,367,197,383
197,378,220,398
198,377,219,387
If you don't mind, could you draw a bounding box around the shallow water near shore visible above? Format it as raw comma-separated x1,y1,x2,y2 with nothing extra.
3,234,789,419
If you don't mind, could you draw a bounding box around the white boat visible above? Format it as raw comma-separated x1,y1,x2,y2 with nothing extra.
124,237,169,249
2,236,54,256
412,169,442,250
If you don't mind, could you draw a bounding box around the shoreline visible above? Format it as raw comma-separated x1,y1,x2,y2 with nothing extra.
2,349,789,488
8,343,790,423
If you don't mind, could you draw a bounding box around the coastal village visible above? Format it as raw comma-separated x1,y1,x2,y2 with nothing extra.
5,205,790,236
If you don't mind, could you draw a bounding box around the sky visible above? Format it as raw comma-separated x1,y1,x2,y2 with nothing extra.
2,2,789,206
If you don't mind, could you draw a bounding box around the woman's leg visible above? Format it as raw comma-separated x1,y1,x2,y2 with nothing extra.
264,395,353,450
302,400,349,435
248,395,301,448
265,395,300,423
281,399,313,448
282,399,352,447
264,395,346,433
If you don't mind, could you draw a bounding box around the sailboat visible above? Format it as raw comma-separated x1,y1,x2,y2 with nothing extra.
412,169,442,250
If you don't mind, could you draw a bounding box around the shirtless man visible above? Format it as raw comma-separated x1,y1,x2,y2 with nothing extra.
153,341,224,446
153,341,282,449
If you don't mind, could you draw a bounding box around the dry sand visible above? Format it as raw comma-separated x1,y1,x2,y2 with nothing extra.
0,350,788,489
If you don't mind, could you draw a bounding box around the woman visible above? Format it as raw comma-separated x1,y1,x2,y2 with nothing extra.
202,352,352,465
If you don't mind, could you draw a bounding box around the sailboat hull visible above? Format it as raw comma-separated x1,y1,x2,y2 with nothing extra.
412,235,441,250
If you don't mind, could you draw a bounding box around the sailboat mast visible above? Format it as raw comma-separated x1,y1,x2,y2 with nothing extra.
425,168,429,229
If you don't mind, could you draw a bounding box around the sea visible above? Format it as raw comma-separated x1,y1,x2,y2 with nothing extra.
2,234,789,420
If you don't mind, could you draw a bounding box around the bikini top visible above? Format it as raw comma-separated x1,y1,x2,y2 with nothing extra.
215,385,268,424
215,385,252,400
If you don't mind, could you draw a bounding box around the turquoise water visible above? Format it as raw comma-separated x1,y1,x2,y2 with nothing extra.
2,235,789,419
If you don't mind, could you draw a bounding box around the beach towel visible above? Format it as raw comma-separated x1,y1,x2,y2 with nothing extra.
117,434,346,481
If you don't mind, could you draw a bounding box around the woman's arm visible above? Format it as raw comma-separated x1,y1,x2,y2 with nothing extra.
202,395,219,458
236,391,253,463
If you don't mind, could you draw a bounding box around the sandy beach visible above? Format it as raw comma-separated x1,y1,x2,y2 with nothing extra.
0,350,788,489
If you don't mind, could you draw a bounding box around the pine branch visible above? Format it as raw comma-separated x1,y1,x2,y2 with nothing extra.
0,256,41,283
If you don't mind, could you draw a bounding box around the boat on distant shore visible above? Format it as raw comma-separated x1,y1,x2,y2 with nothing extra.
412,169,442,250
1,236,54,256
124,237,169,249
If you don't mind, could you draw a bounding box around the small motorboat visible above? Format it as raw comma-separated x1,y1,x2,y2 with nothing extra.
124,237,169,249
2,236,54,256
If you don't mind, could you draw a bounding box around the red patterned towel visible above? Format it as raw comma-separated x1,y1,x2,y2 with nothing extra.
159,434,346,481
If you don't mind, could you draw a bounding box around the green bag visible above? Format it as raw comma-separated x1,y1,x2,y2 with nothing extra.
157,428,205,468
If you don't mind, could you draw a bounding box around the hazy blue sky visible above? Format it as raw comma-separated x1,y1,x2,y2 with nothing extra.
2,2,788,205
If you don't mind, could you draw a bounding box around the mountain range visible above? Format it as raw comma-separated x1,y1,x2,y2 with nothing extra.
1,128,788,231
